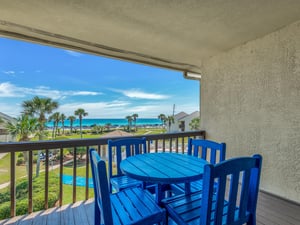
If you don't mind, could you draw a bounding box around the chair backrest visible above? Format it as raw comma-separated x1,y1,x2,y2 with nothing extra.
187,138,226,164
108,137,147,179
200,154,263,225
89,148,113,225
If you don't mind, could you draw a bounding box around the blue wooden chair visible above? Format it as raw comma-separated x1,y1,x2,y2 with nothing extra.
89,148,166,225
187,138,226,163
171,138,226,194
163,154,262,225
108,137,146,192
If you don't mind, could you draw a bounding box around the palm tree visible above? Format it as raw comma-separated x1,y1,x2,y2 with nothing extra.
158,113,167,129
132,113,139,131
68,115,76,134
166,115,175,132
49,112,60,138
74,108,88,138
22,96,59,177
60,113,66,134
6,114,38,175
22,96,59,140
158,113,166,121
126,115,133,132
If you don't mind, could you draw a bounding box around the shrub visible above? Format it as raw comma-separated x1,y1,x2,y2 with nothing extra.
0,202,10,220
0,192,10,203
16,158,24,166
33,155,38,163
0,173,60,220
16,200,28,216
16,180,28,199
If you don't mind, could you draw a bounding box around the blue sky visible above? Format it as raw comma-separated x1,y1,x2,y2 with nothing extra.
0,37,199,118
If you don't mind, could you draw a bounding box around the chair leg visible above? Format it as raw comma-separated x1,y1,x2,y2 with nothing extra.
165,211,169,225
94,202,101,225
247,214,256,225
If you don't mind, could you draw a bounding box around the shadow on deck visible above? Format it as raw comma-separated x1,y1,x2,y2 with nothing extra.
1,191,300,225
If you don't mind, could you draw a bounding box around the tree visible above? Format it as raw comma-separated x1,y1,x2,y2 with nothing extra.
6,114,39,175
60,113,66,134
22,96,59,177
68,115,76,134
22,96,59,140
126,115,133,132
166,115,175,132
158,114,166,126
74,108,88,138
105,123,112,132
91,125,103,134
49,112,60,138
189,117,200,130
132,113,139,131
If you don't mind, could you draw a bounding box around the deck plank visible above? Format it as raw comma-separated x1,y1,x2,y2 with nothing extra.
31,210,47,225
0,191,299,225
72,201,92,225
47,207,61,225
60,204,75,225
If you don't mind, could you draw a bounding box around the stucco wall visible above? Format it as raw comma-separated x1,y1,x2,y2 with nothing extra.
201,20,300,202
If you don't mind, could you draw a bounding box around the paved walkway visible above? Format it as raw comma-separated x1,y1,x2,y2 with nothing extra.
0,153,7,160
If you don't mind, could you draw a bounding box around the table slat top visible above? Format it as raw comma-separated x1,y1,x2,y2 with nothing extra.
120,153,208,183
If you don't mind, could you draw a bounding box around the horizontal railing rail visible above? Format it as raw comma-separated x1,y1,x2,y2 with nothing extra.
0,130,205,219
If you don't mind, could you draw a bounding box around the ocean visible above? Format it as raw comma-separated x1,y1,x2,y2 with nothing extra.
46,118,163,128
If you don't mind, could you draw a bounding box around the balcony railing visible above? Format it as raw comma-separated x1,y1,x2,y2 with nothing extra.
0,130,205,219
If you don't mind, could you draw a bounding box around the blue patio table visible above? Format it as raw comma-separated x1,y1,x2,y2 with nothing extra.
120,152,208,203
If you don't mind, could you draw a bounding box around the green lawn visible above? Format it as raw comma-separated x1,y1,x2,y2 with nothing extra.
0,153,46,185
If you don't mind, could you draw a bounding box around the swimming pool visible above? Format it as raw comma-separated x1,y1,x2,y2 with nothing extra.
62,174,94,188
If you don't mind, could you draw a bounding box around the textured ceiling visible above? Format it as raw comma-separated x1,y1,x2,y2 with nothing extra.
1,0,300,73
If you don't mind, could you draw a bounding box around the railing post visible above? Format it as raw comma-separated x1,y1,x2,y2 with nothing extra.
28,150,33,213
73,147,77,203
147,141,150,153
85,146,89,200
10,151,16,217
155,140,158,153
175,138,179,153
59,147,63,206
45,149,49,209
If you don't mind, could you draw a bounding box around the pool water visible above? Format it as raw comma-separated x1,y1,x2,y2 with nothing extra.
62,174,94,188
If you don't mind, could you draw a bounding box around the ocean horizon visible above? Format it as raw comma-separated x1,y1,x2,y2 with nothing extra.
46,118,163,128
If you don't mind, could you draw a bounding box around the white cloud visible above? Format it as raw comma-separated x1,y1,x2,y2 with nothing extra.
0,82,102,99
65,50,83,57
112,89,170,100
0,82,24,97
3,70,15,75
59,101,130,117
73,91,100,96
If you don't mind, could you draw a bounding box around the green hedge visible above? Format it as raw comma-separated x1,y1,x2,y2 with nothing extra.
0,173,59,220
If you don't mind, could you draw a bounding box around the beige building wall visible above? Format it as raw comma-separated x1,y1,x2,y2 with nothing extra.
201,20,300,203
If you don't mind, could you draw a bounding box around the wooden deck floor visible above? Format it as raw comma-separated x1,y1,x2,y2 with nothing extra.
1,191,300,225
